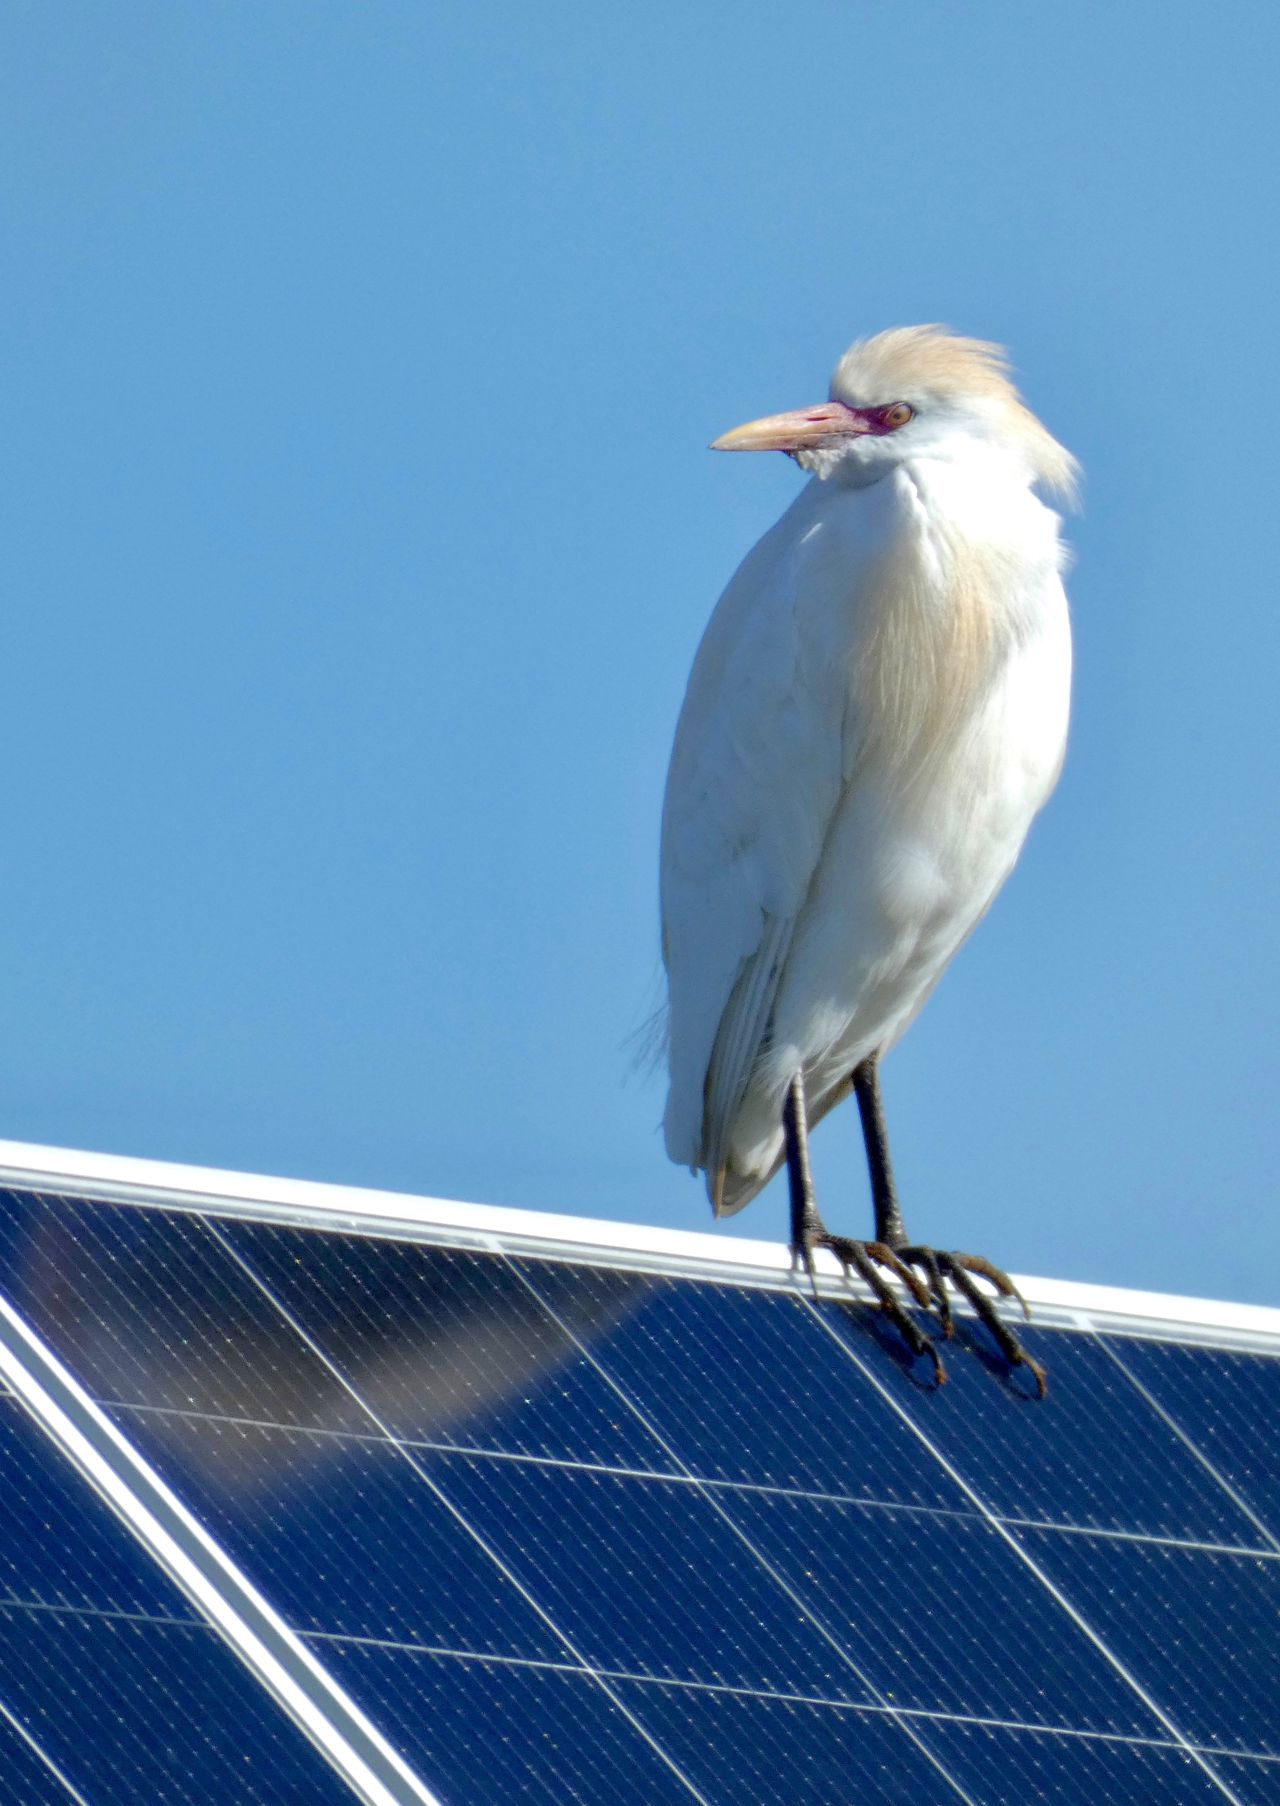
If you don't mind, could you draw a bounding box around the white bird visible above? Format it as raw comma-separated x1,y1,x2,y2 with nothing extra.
660,326,1076,1388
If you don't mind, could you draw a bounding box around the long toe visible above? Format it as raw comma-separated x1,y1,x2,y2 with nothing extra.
794,1224,947,1384
898,1246,1047,1396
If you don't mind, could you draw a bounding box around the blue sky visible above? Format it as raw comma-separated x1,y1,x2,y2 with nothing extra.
1,4,1276,1304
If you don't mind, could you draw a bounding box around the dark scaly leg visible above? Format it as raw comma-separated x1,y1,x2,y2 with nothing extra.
852,1054,1047,1396
784,1073,943,1382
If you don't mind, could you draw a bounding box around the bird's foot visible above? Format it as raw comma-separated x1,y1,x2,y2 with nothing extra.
793,1227,947,1384
892,1246,1046,1397
793,1224,1047,1395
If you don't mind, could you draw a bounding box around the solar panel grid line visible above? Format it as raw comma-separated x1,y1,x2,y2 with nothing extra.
845,1706,1276,1766
0,1686,96,1806
297,1635,1280,1764
628,1684,1280,1776
109,1397,686,1489
994,1517,1280,1560
0,1286,445,1806
306,1633,591,1669
304,1633,1088,1733
203,1218,722,1806
1097,1338,1280,1556
799,1302,1256,1806
505,1257,989,1806
116,1387,1060,1528
7,1598,211,1632
611,1687,1276,1765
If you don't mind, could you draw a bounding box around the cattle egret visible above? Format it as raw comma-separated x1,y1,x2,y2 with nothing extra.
661,326,1077,1390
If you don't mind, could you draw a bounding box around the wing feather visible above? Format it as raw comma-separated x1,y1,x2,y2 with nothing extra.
661,480,882,1206
702,912,793,1212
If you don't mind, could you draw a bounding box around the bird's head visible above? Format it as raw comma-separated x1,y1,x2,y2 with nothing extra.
712,325,1077,500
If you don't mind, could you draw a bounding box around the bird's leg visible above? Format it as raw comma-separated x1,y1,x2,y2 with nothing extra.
850,1054,1047,1395
851,1053,909,1249
784,1073,941,1379
783,1072,819,1267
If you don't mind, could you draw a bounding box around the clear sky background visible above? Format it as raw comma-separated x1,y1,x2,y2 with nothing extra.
1,4,1276,1304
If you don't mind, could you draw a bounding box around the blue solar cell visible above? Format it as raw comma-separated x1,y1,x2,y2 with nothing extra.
316,1644,704,1806
813,1296,1269,1545
1103,1336,1280,1544
0,1350,365,1805
0,1606,360,1806
719,1485,1157,1736
429,1450,868,1700
108,1407,565,1660
1209,1753,1280,1804
1015,1525,1280,1757
218,1220,680,1472
515,1260,966,1508
610,1680,972,1805
0,1698,91,1805
0,1189,369,1432
917,1717,1245,1806
0,1396,193,1621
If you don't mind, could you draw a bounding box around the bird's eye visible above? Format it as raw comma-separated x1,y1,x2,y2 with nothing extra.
884,402,914,429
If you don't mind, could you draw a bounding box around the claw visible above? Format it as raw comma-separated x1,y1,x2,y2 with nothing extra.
864,1240,932,1310
793,1226,946,1383
948,1251,1032,1321
895,1246,1046,1396
903,1245,952,1336
792,1238,820,1296
846,1241,947,1384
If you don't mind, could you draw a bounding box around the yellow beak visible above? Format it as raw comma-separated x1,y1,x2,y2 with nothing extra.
711,400,871,453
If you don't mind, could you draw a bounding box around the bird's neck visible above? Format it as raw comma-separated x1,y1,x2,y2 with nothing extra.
850,460,1060,783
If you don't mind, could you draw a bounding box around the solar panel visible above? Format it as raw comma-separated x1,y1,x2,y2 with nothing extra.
0,1356,373,1805
0,1142,1277,1806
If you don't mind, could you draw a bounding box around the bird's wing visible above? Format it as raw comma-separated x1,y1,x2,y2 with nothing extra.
661,487,869,1210
701,909,794,1204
